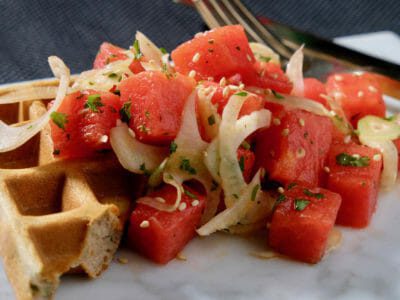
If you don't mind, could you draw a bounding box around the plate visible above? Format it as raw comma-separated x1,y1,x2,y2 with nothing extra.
1,31,400,300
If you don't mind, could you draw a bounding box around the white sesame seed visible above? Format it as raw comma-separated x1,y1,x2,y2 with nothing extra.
176,252,187,261
334,75,343,81
140,220,150,228
277,187,285,194
99,135,108,143
352,154,361,159
219,77,227,87
329,110,337,117
282,128,290,136
299,118,305,127
343,135,352,144
229,85,239,90
373,154,382,161
246,54,252,61
128,128,135,138
239,83,245,90
357,91,364,98
273,118,281,126
222,86,230,98
178,202,187,211
324,166,330,173
191,200,200,207
368,85,378,93
155,197,166,203
296,147,306,158
188,70,196,78
192,52,201,63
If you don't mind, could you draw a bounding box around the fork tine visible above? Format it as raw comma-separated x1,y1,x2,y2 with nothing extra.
193,0,223,29
227,0,294,60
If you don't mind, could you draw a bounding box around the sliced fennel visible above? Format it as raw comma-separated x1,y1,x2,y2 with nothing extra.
286,45,304,97
249,42,280,65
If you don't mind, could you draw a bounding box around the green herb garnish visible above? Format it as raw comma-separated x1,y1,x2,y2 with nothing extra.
169,141,178,154
235,91,248,97
384,115,396,121
180,158,197,175
303,189,324,199
50,111,68,130
133,39,142,60
239,156,245,172
184,189,198,199
139,163,151,175
259,55,271,62
336,153,370,167
241,140,251,150
119,102,132,123
276,194,286,203
251,184,260,201
160,47,168,54
84,94,104,112
208,114,216,126
287,182,297,190
272,90,284,99
294,199,310,211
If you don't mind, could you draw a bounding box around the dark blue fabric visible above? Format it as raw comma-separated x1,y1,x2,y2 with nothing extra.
0,0,398,84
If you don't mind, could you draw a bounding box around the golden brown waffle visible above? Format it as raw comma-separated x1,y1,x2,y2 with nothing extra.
0,80,142,300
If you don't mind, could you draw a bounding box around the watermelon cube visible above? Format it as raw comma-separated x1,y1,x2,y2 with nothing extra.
269,184,342,263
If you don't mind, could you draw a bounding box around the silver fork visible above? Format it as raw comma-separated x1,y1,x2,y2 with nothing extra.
192,0,400,97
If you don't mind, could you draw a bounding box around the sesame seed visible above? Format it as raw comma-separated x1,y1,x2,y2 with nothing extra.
188,70,196,78
128,128,135,138
178,202,187,211
329,110,337,117
334,75,343,81
176,252,187,261
239,83,245,90
229,85,239,90
373,154,381,161
117,257,128,264
352,154,361,159
368,85,378,93
219,77,227,87
357,91,364,98
246,54,252,61
273,118,281,126
191,200,200,207
140,220,150,228
324,166,330,173
282,128,290,136
277,187,285,194
155,197,166,203
296,147,306,158
343,135,352,144
299,118,305,127
222,86,230,97
192,52,200,63
99,135,108,143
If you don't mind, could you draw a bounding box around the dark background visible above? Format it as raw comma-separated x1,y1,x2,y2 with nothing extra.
0,0,399,84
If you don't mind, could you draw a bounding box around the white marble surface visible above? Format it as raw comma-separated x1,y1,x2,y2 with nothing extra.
1,32,400,300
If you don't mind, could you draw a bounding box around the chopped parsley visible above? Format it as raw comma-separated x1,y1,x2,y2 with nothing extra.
84,94,104,112
50,111,68,130
384,115,396,121
169,141,178,154
159,47,168,54
241,140,251,150
161,63,172,79
139,163,151,176
235,91,248,97
133,39,142,60
107,72,121,81
259,55,271,62
287,182,297,190
180,158,197,175
276,194,286,203
119,102,132,123
233,194,239,199
272,90,284,99
294,199,310,211
208,114,216,126
239,156,245,172
251,184,260,201
303,189,324,199
137,124,149,133
336,153,370,167
145,111,150,119
184,189,198,199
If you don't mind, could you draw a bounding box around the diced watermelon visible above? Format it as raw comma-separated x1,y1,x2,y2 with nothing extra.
250,61,293,94
394,138,400,170
237,147,255,183
269,184,341,263
303,78,327,107
326,73,386,127
171,25,256,83
255,106,333,187
325,142,382,228
128,184,206,264
50,90,121,159
93,42,128,69
119,71,195,145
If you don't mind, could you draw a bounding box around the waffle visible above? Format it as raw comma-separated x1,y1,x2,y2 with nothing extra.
0,80,142,300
